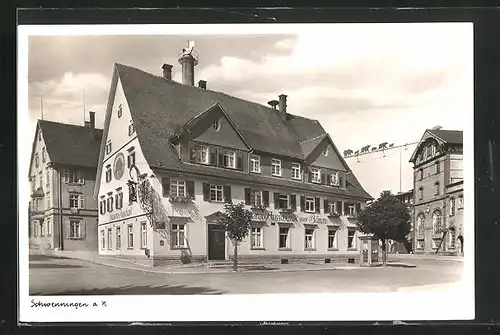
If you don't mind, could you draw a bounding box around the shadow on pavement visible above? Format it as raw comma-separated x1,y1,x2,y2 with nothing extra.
32,284,224,295
29,263,85,269
29,254,73,261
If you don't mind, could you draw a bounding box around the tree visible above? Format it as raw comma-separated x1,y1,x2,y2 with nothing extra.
216,202,253,271
356,191,411,266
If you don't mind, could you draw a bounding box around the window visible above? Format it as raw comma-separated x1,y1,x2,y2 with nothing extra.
99,197,106,214
291,163,301,180
171,224,185,248
35,153,39,168
347,203,355,215
105,165,112,183
106,193,114,212
250,155,261,173
449,229,456,248
213,119,221,132
42,147,46,163
69,194,85,209
251,227,263,248
305,228,315,249
63,170,84,184
107,229,112,250
272,159,282,176
416,214,425,239
46,168,50,186
305,197,315,213
140,222,147,248
311,168,321,183
128,121,135,136
223,150,236,168
69,220,81,239
39,221,44,237
101,230,105,249
115,190,123,209
38,172,43,188
458,195,464,209
127,225,134,248
116,227,121,249
330,171,339,186
105,140,112,155
46,192,50,209
251,190,262,207
435,161,440,174
419,169,423,180
197,145,209,164
328,202,336,215
328,229,337,249
127,148,136,168
347,229,356,249
432,211,442,234
449,198,456,216
170,180,186,197
31,178,35,192
210,185,223,202
279,227,290,249
278,194,289,209
46,218,52,236
117,104,123,118
32,222,38,237
435,182,440,195
418,187,424,200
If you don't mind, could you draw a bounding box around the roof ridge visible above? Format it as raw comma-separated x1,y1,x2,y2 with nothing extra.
39,119,103,131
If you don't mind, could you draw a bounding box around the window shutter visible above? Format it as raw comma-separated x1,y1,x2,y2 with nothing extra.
236,152,243,170
290,194,297,211
162,178,170,197
209,147,217,165
273,192,280,209
300,196,305,212
218,149,224,166
81,221,87,240
315,197,320,213
262,191,269,207
321,169,327,184
308,172,312,183
223,185,232,203
324,199,330,213
339,174,344,188
203,183,210,201
336,201,342,215
244,188,251,205
79,195,85,209
355,203,361,214
187,181,195,198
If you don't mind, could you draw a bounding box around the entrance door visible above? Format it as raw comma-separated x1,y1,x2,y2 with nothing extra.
208,225,226,260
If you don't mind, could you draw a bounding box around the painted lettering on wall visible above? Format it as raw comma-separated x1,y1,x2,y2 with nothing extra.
251,212,327,225
109,208,132,221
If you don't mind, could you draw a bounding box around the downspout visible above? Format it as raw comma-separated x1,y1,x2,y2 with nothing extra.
59,168,64,250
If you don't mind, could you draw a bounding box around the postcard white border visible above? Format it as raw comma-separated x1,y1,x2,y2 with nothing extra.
18,23,474,323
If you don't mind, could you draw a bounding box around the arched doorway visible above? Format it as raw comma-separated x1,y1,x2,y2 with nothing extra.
457,235,464,256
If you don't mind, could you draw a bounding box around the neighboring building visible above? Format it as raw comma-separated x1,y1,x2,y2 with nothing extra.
409,129,464,256
28,113,103,251
94,45,372,266
392,189,414,254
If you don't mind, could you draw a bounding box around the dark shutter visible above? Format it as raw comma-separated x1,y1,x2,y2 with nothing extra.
81,221,87,240
209,147,217,165
324,199,330,213
339,174,344,188
336,201,342,214
308,171,312,183
187,181,195,198
300,196,306,212
203,183,210,201
244,188,251,205
263,191,269,207
315,197,321,213
321,169,327,184
355,203,361,214
274,192,280,209
236,152,243,170
218,149,224,166
223,185,232,203
162,178,170,197
290,194,297,211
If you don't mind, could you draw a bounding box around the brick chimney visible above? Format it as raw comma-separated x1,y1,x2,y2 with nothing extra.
278,94,287,120
198,80,207,89
162,63,173,80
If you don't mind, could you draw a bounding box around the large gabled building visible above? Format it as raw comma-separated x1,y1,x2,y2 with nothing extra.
409,128,464,256
94,45,372,266
28,113,103,251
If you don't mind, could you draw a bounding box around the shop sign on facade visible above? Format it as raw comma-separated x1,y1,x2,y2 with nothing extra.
109,208,133,221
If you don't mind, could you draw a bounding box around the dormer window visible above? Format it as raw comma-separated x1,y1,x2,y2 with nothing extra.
117,104,123,118
311,167,321,183
329,171,339,186
213,119,221,132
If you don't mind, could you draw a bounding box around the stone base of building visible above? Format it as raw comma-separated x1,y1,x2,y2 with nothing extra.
229,253,360,264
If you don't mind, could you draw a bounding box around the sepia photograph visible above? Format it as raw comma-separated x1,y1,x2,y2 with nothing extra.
18,22,474,322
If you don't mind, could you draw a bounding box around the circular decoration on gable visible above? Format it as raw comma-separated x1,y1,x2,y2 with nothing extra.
213,119,221,132
113,153,125,180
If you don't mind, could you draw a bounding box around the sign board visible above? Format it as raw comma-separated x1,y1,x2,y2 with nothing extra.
251,212,327,225
109,208,133,221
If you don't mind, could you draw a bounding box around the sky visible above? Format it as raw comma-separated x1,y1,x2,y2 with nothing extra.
24,23,472,199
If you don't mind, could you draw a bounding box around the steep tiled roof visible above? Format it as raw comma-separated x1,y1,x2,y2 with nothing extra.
39,120,103,168
428,129,463,144
298,134,327,158
115,63,371,200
